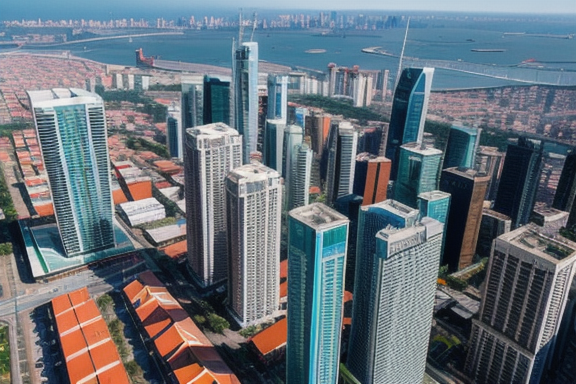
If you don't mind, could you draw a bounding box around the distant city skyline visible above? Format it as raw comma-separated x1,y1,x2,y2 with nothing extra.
1,1,575,21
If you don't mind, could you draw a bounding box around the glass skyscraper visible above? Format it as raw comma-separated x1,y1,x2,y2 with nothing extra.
326,122,358,205
28,88,115,257
493,137,544,229
233,41,259,164
181,74,205,129
385,67,434,180
287,203,349,384
443,125,481,169
203,75,231,126
394,142,442,208
166,104,182,159
267,74,288,122
263,119,285,173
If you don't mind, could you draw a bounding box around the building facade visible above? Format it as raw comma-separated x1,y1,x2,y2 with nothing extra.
385,67,434,180
553,150,576,228
465,225,576,384
287,203,349,384
493,137,543,229
233,42,259,164
443,125,481,169
203,75,231,126
287,144,313,211
476,146,505,201
394,143,442,209
439,167,490,271
226,163,282,326
263,119,285,173
181,74,205,129
348,200,443,384
166,104,182,159
28,88,115,256
267,74,288,122
185,123,242,288
326,122,358,204
353,153,391,206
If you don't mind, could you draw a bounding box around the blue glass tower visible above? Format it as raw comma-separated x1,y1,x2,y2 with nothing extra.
203,75,230,125
233,41,259,164
385,67,434,180
28,88,115,257
443,125,481,169
287,203,349,384
267,74,288,122
417,190,451,225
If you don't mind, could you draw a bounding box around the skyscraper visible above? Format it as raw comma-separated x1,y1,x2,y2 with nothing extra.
287,144,313,211
287,203,349,384
28,88,115,257
475,146,505,201
226,163,281,326
166,103,182,159
394,142,442,208
385,67,434,180
443,125,481,169
282,125,304,206
263,119,285,173
417,190,451,225
553,149,576,228
203,75,231,125
326,122,358,204
475,209,512,258
439,167,490,271
347,200,443,384
353,153,391,206
233,42,259,164
181,74,205,129
185,123,242,288
493,137,544,229
267,74,288,122
465,225,576,384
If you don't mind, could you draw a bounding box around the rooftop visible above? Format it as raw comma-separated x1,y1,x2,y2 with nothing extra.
503,224,576,263
27,88,100,106
401,142,443,156
250,318,287,356
227,162,280,183
186,123,239,138
418,190,451,202
289,203,349,230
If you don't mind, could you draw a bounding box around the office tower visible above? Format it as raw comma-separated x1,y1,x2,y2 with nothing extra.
465,225,576,384
263,119,285,173
476,146,505,201
443,125,481,169
282,125,304,203
531,205,569,237
203,75,231,125
439,167,490,271
352,72,374,107
353,153,391,206
166,104,182,159
394,142,442,208
475,209,511,258
385,67,434,180
358,124,387,157
226,163,281,326
233,42,259,163
493,137,544,229
348,202,443,384
267,74,288,122
308,112,331,155
287,203,349,384
334,194,364,292
287,144,313,211
326,122,358,204
28,88,114,257
379,69,389,101
181,74,204,129
417,190,451,225
185,123,242,288
553,150,576,228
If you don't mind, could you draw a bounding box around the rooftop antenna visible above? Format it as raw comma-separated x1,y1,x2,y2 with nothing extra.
395,16,410,89
250,12,258,42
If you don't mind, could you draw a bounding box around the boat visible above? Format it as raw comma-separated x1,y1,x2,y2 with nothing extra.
471,49,506,53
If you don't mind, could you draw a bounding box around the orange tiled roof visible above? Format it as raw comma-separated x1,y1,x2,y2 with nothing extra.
161,241,187,259
280,281,287,299
250,318,287,356
280,259,288,279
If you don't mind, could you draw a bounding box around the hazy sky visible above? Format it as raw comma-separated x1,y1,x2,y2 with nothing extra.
1,0,575,19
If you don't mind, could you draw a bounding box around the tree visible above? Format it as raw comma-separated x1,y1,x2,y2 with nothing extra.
207,313,230,334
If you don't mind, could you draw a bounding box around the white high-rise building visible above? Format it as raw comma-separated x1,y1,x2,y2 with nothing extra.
326,122,358,204
287,144,313,211
28,88,115,257
465,224,576,384
185,123,242,288
226,162,282,326
282,125,304,193
233,42,259,164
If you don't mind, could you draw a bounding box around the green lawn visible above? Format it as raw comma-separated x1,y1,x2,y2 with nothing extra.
0,324,10,383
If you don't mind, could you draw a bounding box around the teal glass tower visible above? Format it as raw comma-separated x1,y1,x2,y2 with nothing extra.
443,125,481,169
28,88,115,257
417,190,451,224
385,67,434,180
287,203,349,384
203,75,231,125
394,142,443,208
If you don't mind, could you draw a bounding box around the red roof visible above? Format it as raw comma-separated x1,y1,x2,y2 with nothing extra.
280,259,288,279
249,318,287,356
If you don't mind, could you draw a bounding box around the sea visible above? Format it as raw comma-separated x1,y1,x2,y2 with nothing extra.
2,12,576,90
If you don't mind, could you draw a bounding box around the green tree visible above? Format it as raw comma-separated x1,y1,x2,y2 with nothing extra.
207,313,230,334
